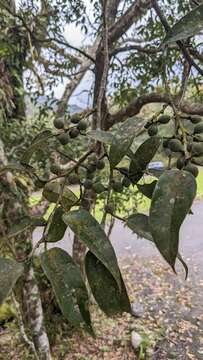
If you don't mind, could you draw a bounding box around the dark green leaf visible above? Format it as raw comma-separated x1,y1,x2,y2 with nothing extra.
41,248,93,333
87,130,114,144
85,252,131,316
126,213,153,241
46,207,67,242
149,170,196,270
109,118,137,169
63,209,121,289
129,137,161,184
164,4,203,43
0,257,23,305
42,181,78,210
126,213,188,278
137,180,157,199
21,130,53,164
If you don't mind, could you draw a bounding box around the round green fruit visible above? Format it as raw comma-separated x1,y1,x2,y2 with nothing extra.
122,176,131,187
112,181,123,193
54,118,64,129
87,163,97,174
194,123,203,134
69,128,80,138
168,139,184,153
148,124,158,136
70,113,80,124
58,132,69,145
176,157,186,170
96,159,105,170
83,179,93,189
77,120,87,131
34,179,46,189
68,173,79,184
158,114,171,124
162,139,170,148
50,164,61,175
105,204,115,214
92,182,105,194
191,142,203,156
190,115,202,124
183,163,199,178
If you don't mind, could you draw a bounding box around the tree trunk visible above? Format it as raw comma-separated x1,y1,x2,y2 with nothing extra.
0,137,52,359
23,261,52,360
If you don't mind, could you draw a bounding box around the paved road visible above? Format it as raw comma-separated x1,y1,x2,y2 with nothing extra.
33,199,203,283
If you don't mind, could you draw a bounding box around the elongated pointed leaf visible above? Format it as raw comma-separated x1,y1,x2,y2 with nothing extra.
41,248,93,333
0,257,23,304
46,207,67,242
85,252,131,316
164,4,203,43
21,130,53,164
126,213,153,241
126,213,188,278
129,137,161,184
63,209,121,289
88,130,114,144
137,180,157,199
109,118,138,169
149,170,196,270
43,181,78,210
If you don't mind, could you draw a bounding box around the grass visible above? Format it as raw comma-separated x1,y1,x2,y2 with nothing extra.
29,169,203,221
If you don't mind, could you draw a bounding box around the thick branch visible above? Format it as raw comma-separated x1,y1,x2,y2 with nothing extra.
109,0,152,44
107,92,203,126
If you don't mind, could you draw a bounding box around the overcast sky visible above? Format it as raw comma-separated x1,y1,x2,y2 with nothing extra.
56,0,93,107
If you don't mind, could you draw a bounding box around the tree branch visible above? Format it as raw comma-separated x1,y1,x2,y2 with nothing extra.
152,0,203,76
107,92,203,127
109,0,152,44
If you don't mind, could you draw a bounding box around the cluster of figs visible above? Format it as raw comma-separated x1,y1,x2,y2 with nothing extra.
51,113,132,195
145,113,203,178
51,114,108,194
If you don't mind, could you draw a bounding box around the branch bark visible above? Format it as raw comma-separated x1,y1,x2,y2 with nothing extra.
107,92,203,127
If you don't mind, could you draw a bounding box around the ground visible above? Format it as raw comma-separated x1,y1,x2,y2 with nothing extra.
1,198,203,359
1,256,202,359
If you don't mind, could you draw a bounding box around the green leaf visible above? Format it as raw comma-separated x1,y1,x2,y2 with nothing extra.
41,248,93,334
149,170,196,270
126,213,188,278
21,130,53,164
87,130,114,144
164,4,203,43
137,180,157,199
0,257,23,305
126,213,153,241
109,118,137,169
85,252,131,316
63,209,121,289
46,207,67,242
129,137,161,184
42,181,78,210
